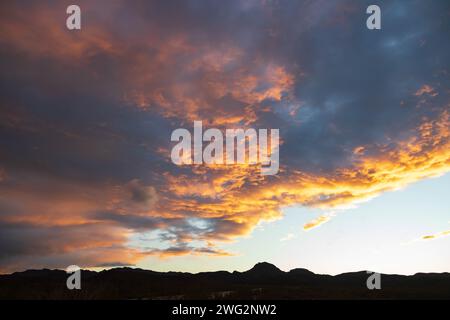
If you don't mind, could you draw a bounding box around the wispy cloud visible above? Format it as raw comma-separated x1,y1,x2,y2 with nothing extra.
303,213,336,231
280,233,296,242
421,230,450,241
415,84,438,97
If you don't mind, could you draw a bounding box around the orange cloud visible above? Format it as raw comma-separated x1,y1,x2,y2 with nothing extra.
0,1,296,130
303,214,334,231
123,47,295,125
146,246,234,259
415,85,438,97
155,109,450,247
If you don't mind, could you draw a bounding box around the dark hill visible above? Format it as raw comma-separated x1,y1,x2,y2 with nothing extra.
0,263,449,299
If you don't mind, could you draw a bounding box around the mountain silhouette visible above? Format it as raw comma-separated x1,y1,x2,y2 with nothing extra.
0,262,449,299
245,262,283,274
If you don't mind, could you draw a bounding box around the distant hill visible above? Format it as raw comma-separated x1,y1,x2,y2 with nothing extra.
1,262,449,299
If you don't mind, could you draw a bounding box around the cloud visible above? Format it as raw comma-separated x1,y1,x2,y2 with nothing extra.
415,85,438,97
303,213,335,231
0,0,449,272
280,233,296,242
421,230,450,241
0,221,146,272
145,246,233,258
127,179,158,207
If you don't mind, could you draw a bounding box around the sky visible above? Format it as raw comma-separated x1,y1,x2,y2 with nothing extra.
0,0,449,274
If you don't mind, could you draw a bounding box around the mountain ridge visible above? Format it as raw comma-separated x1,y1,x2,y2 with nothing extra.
1,262,449,299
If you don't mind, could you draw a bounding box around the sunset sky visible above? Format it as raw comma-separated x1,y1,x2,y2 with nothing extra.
0,0,449,274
